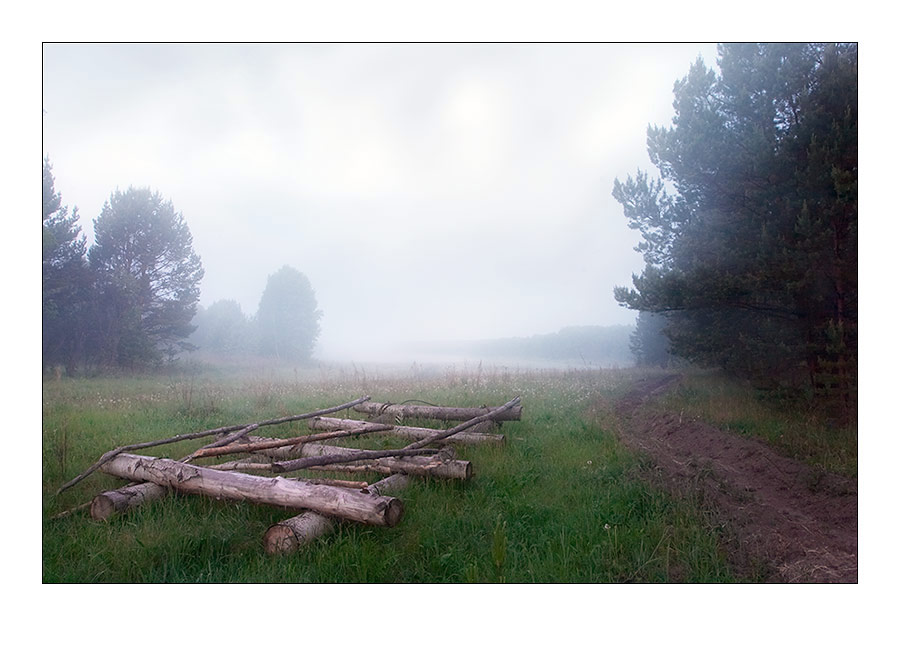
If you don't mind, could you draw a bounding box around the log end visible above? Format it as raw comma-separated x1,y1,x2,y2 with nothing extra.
89,495,116,521
264,524,300,555
383,498,404,527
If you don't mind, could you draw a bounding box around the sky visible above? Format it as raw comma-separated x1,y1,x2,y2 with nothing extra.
42,42,720,360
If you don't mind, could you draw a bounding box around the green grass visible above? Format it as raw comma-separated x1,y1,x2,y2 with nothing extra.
654,370,858,478
43,365,740,583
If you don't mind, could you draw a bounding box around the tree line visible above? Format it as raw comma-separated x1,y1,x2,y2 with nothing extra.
616,43,857,419
42,160,321,374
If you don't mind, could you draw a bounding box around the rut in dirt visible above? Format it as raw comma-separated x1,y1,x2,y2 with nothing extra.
612,375,857,584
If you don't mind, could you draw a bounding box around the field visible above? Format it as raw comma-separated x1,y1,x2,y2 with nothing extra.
41,363,856,584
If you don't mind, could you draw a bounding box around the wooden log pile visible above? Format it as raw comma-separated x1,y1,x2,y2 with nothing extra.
58,395,522,555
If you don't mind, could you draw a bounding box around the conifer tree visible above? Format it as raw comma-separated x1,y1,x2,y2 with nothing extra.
613,43,856,415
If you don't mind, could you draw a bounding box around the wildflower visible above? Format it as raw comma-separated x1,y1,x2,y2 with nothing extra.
604,523,611,530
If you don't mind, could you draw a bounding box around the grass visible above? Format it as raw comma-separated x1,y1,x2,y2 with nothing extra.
654,370,858,478
43,363,744,583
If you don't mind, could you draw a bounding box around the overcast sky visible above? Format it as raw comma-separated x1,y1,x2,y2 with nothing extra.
42,42,719,360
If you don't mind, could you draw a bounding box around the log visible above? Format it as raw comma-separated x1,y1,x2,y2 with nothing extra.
187,423,393,460
210,443,473,480
463,420,500,433
90,482,170,521
301,478,370,489
402,396,522,451
264,474,410,555
270,442,472,479
307,417,504,445
57,395,372,495
270,447,442,474
99,453,403,526
181,423,261,462
353,401,522,422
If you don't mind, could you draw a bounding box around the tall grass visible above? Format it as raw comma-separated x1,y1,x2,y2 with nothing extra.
43,365,739,583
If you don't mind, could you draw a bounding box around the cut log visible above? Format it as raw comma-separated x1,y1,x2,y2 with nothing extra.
307,417,504,445
99,453,403,526
271,447,441,474
186,423,393,460
402,397,521,451
90,482,169,521
210,450,471,480
230,441,473,480
464,420,500,433
306,460,471,478
300,478,370,490
264,474,410,555
353,401,522,422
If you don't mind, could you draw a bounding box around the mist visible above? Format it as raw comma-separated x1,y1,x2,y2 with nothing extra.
42,43,719,368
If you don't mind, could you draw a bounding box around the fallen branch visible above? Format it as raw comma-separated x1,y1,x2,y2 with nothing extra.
48,500,93,521
186,423,392,461
56,395,371,495
181,423,260,463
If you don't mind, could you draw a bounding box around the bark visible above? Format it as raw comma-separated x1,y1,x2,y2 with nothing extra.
401,397,521,451
264,474,410,555
271,447,442,474
99,453,403,526
211,442,473,480
181,423,261,462
353,401,522,422
301,478,370,489
307,417,504,445
90,482,169,521
187,424,392,460
57,395,372,495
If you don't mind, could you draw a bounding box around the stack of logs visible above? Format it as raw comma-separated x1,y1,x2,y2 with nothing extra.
58,395,523,555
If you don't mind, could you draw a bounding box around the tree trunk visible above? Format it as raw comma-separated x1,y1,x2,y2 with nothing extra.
90,482,169,521
307,417,504,445
99,453,403,526
216,442,472,480
187,423,392,460
401,397,521,451
352,401,522,422
264,474,410,555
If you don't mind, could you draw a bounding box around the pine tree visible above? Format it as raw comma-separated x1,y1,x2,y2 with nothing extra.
42,157,91,373
89,187,204,367
612,43,857,416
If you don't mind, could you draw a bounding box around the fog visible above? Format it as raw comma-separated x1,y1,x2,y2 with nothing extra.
42,43,719,364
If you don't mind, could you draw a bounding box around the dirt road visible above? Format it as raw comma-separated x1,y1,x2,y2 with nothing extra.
612,375,857,583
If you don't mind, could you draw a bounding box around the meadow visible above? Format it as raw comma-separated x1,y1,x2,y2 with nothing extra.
42,362,853,583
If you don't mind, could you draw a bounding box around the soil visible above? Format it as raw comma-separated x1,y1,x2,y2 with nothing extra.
609,374,858,583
